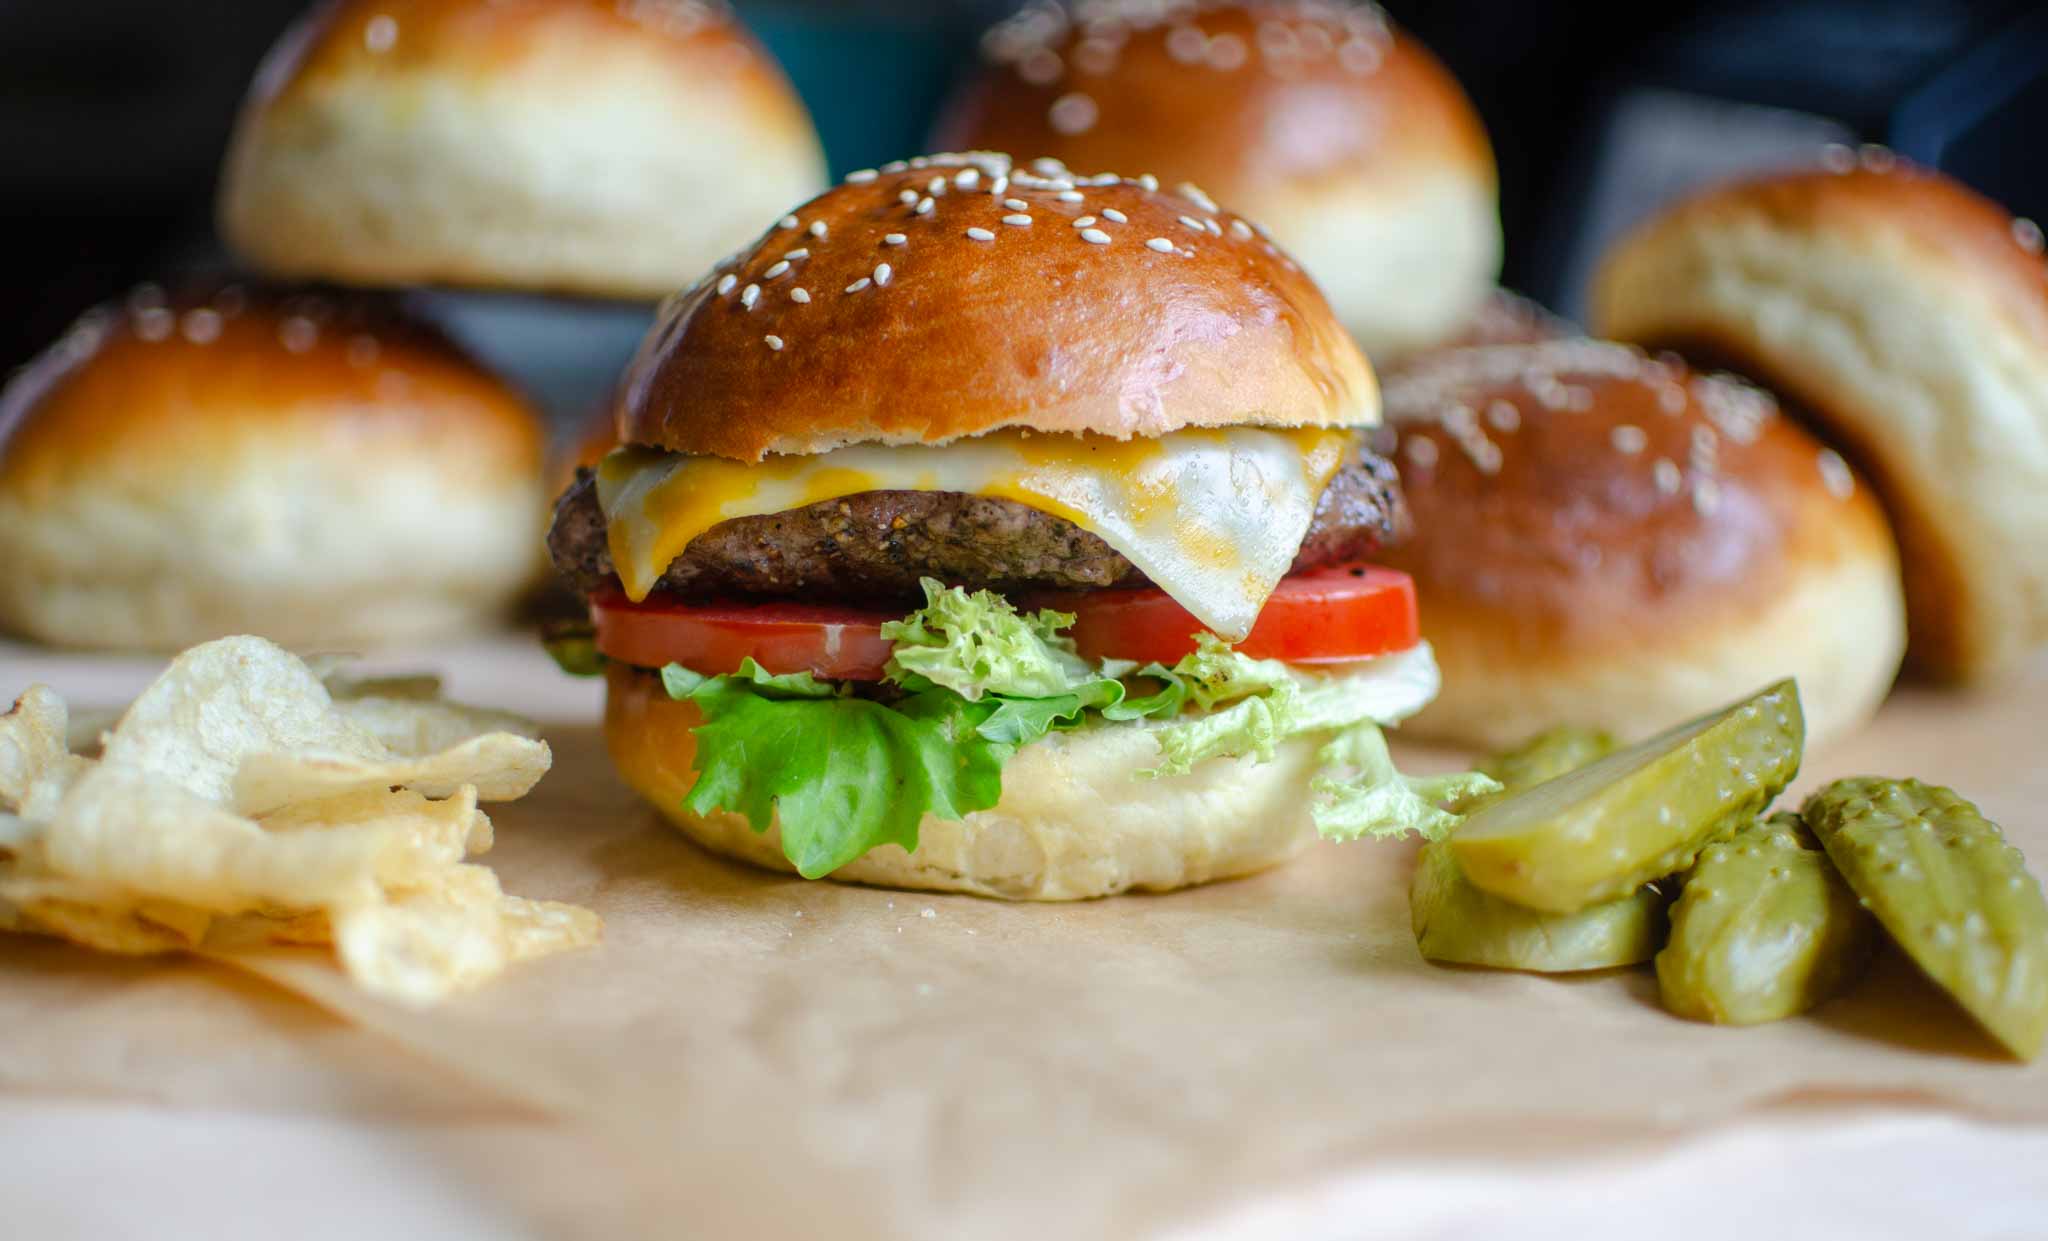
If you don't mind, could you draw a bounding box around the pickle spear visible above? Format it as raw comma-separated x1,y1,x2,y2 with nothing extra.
1416,726,1662,972
1657,813,1878,1024
1451,680,1804,913
1802,778,2048,1060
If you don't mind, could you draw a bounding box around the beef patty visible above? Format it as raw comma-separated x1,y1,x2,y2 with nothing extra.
548,446,1409,603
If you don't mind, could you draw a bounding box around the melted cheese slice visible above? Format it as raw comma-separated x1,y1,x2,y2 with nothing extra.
596,427,1351,642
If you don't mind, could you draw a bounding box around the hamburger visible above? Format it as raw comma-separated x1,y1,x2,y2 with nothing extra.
548,152,1474,900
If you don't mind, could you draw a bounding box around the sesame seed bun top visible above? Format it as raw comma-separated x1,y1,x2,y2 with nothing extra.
1591,151,2048,683
617,152,1379,461
1377,339,1903,751
929,1,1500,361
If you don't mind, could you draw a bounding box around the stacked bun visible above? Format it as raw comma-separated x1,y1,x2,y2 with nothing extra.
1592,154,2048,683
0,284,547,650
220,0,827,299
932,0,1502,363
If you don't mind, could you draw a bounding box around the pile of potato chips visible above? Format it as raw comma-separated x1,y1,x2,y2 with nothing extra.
0,637,599,1004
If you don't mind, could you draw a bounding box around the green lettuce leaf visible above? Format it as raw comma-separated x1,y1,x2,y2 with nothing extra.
881,579,1101,701
1310,725,1503,843
664,658,1008,878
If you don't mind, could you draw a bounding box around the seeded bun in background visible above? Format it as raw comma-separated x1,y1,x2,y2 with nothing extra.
1378,340,1904,752
0,284,548,652
930,0,1500,363
620,151,1378,461
1592,154,2048,684
219,0,826,300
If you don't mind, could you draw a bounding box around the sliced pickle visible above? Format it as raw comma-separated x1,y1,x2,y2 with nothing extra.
1656,813,1878,1024
1450,681,1804,914
1803,778,2048,1060
1415,726,1660,971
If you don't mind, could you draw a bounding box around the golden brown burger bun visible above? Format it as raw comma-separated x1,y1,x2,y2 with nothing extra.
1378,340,1904,752
619,151,1378,460
1591,155,2048,683
219,0,826,300
0,283,548,651
603,664,1331,900
931,2,1500,362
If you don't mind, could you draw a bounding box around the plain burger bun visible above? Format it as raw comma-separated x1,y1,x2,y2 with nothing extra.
605,665,1335,900
1591,154,2048,683
1378,339,1904,752
930,1,1501,363
0,283,548,651
620,151,1379,461
219,0,827,300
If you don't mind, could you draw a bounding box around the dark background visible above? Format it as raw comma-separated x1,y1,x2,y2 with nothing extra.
3,0,2042,375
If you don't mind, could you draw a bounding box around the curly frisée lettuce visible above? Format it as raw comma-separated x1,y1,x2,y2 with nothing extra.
660,580,1469,877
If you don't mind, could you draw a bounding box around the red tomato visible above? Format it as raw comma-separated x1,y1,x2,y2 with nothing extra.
1029,565,1419,667
590,565,1419,680
591,591,898,681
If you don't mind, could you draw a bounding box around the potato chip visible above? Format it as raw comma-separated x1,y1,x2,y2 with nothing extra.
259,786,493,877
44,766,391,913
0,686,67,811
17,899,192,955
100,637,382,803
332,695,541,758
499,895,604,963
233,733,550,815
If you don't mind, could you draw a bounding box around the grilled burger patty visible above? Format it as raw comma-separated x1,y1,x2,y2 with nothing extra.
548,446,1409,604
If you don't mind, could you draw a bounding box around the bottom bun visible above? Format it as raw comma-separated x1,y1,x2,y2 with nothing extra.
603,664,1328,901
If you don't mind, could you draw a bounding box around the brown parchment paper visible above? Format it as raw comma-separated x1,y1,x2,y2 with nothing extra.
3,637,2047,1239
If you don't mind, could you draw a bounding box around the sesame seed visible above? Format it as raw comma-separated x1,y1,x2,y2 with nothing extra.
764,260,791,279
915,197,935,216
1820,143,1856,173
716,274,738,296
899,189,920,205
1058,190,1085,203
1137,174,1159,191
810,221,828,238
1204,218,1223,237
1019,48,1063,85
1659,384,1688,415
1178,183,1220,213
1485,400,1520,432
883,233,907,246
1101,208,1128,224
278,317,318,353
783,248,809,261
1081,228,1112,244
363,14,397,53
1074,216,1097,228
874,263,893,286
134,307,173,341
1146,238,1175,252
179,308,222,344
1003,214,1032,227
991,175,1010,196
1817,448,1856,498
1859,144,1896,172
1089,173,1121,186
1004,198,1030,211
740,284,760,309
1693,478,1722,516
956,169,980,189
881,160,908,173
1403,436,1439,468
1033,157,1065,175
1610,424,1648,455
966,227,996,241
1229,220,1254,240
845,278,872,293
1179,215,1205,232
845,168,878,183
1049,92,1099,135
1209,32,1248,70
790,288,811,303
2015,218,2045,254
929,176,947,196
1653,459,1683,495
764,334,784,351
780,214,799,229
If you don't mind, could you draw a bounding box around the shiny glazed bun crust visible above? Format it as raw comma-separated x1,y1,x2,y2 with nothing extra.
1378,340,1904,752
219,0,826,299
0,283,548,651
931,1,1500,361
604,664,1330,899
619,152,1379,460
1592,155,2048,683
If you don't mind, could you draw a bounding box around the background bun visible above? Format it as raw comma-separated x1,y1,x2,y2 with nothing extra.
931,1,1500,363
604,665,1328,900
0,282,548,651
620,152,1378,461
1591,156,2048,684
1377,340,1904,752
219,0,826,300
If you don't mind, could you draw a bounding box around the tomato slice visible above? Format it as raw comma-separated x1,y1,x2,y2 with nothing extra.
591,590,898,681
1029,565,1419,667
590,564,1420,680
